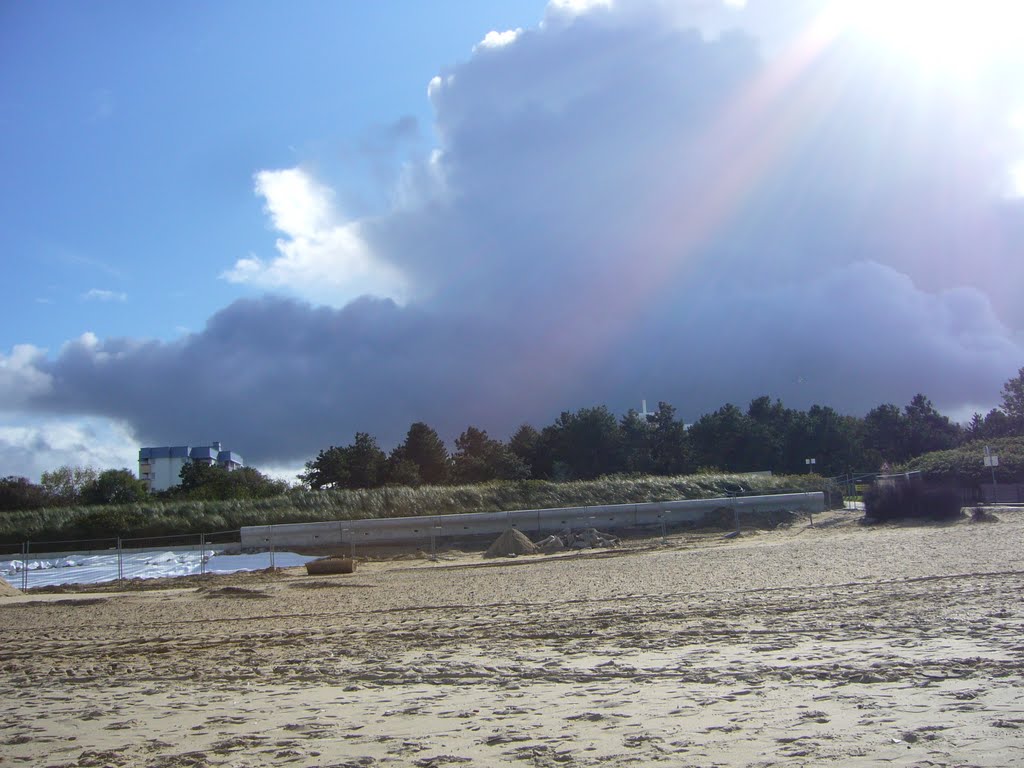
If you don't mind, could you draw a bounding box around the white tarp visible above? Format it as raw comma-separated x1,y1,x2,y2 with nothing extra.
0,549,317,589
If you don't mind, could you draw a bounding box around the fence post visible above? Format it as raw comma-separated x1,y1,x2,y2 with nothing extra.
343,528,354,560
200,533,206,576
117,538,123,584
269,526,275,570
21,541,28,592
430,525,441,561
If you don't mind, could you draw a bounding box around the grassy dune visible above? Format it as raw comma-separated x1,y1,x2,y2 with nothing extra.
0,472,827,546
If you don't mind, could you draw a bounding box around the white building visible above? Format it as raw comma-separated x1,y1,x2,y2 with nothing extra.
138,442,244,492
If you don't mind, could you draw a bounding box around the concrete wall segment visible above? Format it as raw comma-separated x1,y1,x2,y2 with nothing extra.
241,492,824,550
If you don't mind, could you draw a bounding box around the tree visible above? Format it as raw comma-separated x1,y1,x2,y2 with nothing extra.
299,446,348,490
903,393,960,457
0,476,48,512
40,465,98,506
393,422,450,485
966,412,986,439
509,424,549,479
981,408,1012,439
744,396,789,472
799,405,861,475
861,403,908,465
178,462,286,500
178,460,222,495
299,433,388,490
687,403,753,472
345,432,388,488
615,402,693,476
541,406,623,480
82,469,148,505
221,467,289,499
619,409,655,474
648,402,692,475
451,426,529,484
1001,367,1024,433
385,457,422,486
905,391,958,456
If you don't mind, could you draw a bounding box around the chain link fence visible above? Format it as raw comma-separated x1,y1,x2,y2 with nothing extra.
0,529,293,591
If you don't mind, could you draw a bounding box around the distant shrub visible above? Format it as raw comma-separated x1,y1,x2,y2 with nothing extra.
0,476,49,512
902,436,1024,485
863,481,961,523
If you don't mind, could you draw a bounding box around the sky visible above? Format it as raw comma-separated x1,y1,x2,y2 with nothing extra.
2,0,1023,481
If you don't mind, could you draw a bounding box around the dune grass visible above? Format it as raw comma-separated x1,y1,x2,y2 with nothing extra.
0,472,827,546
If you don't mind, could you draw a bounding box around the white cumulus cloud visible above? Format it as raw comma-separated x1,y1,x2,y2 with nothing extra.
222,168,409,307
474,28,523,51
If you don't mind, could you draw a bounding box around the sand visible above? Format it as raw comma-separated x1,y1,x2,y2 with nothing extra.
1,509,1023,766
484,527,539,558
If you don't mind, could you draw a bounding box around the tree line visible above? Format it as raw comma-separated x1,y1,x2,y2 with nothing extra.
3,367,1021,509
0,462,286,512
299,369,1024,490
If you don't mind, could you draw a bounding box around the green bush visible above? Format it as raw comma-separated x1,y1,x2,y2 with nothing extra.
902,436,1024,485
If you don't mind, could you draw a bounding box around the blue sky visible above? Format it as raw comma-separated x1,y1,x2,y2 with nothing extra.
2,0,1023,479
1,1,546,349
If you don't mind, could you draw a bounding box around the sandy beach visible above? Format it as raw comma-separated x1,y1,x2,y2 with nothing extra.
2,509,1023,767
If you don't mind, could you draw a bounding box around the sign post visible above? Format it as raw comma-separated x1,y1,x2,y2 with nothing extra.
983,446,999,502
804,459,817,526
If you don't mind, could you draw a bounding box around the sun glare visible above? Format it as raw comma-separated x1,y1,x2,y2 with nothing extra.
828,0,1023,77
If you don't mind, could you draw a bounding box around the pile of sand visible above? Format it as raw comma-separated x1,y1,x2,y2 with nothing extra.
0,579,20,597
484,529,539,558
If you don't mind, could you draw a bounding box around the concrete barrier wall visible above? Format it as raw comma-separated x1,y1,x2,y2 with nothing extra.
240,492,824,550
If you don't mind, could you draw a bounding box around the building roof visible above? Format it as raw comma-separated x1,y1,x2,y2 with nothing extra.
140,444,243,466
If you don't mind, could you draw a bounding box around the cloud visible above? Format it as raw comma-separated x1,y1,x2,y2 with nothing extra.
6,258,1019,469
221,168,409,306
0,345,52,410
6,0,1024,470
82,288,127,302
544,0,612,22
23,297,521,463
474,28,523,51
0,418,138,481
